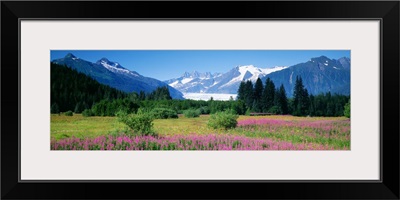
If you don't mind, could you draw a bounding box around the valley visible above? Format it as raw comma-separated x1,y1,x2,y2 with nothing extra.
50,50,351,151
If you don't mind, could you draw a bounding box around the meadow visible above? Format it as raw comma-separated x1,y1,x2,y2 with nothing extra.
51,114,350,150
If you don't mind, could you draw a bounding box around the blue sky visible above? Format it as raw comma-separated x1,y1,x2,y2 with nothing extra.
51,50,350,81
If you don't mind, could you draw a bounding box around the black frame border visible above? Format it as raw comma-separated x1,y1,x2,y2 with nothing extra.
2,1,399,199
17,18,382,184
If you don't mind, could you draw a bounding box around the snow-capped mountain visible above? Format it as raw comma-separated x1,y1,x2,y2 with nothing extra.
207,65,288,93
165,65,288,94
165,71,223,93
96,58,140,77
52,53,184,99
165,55,350,97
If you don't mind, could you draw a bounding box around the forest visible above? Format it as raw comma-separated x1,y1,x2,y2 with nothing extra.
51,63,350,118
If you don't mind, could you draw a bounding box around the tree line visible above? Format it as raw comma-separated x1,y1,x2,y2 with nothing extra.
237,76,350,117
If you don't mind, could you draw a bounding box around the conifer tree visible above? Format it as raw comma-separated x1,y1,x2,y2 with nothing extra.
292,76,310,116
237,81,246,101
278,84,289,114
244,80,254,110
262,77,275,112
253,78,264,112
309,94,315,116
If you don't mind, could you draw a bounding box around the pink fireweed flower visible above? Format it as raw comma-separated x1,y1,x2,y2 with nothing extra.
51,133,339,151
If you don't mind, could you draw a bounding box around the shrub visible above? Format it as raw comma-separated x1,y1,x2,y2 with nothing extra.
108,127,131,137
115,109,128,118
82,109,93,117
149,108,178,119
224,108,237,115
137,107,152,114
207,110,239,130
268,106,280,114
197,106,210,114
64,110,73,116
183,109,201,118
117,111,155,136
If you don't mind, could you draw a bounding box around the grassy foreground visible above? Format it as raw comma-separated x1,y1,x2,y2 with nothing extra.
51,114,350,150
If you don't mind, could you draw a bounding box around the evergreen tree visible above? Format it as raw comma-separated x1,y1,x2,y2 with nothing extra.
292,76,310,116
145,86,172,100
139,91,146,101
303,92,349,117
278,84,289,114
325,92,333,116
237,81,246,101
274,88,280,107
231,100,246,115
301,88,310,115
262,78,275,112
335,102,343,117
253,78,264,112
292,76,300,114
244,80,254,110
309,94,315,116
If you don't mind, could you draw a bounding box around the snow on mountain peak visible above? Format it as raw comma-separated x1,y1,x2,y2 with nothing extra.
238,65,259,75
166,64,289,94
236,65,288,81
181,70,214,79
96,58,139,77
214,65,289,92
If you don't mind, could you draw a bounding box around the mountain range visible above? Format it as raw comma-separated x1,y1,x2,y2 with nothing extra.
165,65,288,94
52,53,184,99
165,56,350,97
52,53,350,100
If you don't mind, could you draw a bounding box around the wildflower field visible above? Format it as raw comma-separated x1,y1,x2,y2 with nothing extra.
51,114,350,150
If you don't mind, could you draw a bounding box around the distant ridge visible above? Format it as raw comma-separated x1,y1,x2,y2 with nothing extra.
52,54,184,99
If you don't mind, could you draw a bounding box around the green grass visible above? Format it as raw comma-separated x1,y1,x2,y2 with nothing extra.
51,114,350,149
51,114,127,140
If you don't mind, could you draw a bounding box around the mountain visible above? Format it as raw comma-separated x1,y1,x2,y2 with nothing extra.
165,71,223,93
52,53,184,99
165,65,288,94
206,65,288,93
165,56,350,98
262,56,351,97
